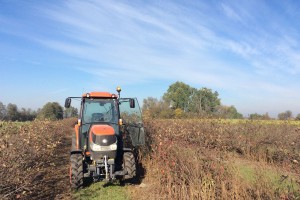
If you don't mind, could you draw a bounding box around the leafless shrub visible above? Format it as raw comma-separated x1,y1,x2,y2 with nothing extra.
0,118,76,200
131,119,300,199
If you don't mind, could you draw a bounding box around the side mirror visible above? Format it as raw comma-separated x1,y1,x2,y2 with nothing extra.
65,98,71,108
130,99,135,108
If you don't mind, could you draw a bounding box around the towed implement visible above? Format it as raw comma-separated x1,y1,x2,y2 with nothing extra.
65,87,145,189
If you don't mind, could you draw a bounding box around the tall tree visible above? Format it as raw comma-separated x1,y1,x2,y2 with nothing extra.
19,108,37,121
6,103,19,121
0,101,6,120
188,87,220,115
19,108,27,121
38,102,63,120
64,106,78,118
163,81,195,111
144,81,242,119
278,110,293,120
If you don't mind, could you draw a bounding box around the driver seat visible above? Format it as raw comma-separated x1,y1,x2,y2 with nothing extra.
91,113,104,122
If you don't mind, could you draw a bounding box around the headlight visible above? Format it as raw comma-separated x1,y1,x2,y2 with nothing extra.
109,143,117,150
90,142,117,151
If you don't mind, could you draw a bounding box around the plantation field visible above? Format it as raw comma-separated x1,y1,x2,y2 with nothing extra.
133,119,300,199
0,119,299,199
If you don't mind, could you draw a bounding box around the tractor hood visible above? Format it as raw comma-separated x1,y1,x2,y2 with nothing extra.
89,124,115,136
89,125,117,150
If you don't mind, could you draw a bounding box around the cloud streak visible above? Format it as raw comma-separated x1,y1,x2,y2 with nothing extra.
2,0,299,115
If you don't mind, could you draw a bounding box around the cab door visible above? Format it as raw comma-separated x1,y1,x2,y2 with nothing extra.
119,98,145,147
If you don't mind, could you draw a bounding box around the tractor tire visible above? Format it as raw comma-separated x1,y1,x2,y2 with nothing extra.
123,152,136,179
70,154,84,190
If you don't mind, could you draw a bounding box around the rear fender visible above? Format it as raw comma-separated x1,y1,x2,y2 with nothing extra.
74,124,80,149
71,125,82,154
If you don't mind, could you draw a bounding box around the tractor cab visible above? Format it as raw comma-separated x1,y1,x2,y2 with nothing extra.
65,87,145,189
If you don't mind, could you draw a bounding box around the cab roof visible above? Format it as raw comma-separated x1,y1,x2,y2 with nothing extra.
82,92,118,98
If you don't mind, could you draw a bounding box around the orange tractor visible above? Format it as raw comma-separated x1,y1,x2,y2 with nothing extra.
65,87,145,189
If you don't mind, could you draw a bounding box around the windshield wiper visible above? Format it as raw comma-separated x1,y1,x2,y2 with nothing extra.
105,105,115,114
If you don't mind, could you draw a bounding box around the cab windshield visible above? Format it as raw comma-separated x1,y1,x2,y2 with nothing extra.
82,98,118,124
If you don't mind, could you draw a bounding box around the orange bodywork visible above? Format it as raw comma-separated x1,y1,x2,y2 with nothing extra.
89,125,115,142
82,92,117,98
74,124,79,149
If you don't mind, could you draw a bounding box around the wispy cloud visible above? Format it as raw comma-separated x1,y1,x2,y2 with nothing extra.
39,1,299,88
38,2,235,84
221,3,243,23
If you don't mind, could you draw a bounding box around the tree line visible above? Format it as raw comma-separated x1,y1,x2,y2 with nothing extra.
0,101,78,121
142,81,300,120
249,110,300,120
1,82,299,121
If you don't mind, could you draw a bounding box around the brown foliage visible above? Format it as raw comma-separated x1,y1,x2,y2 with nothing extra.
0,118,76,200
1,118,300,199
132,119,300,199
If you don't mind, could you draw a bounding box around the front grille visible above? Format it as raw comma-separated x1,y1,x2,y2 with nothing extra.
91,150,117,160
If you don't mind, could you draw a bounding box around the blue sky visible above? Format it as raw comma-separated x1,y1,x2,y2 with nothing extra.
0,0,300,117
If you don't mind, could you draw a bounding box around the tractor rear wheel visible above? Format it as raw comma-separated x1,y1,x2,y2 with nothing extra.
70,154,84,190
123,152,136,179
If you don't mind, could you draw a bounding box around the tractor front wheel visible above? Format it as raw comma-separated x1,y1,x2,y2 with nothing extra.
123,152,136,179
70,154,84,190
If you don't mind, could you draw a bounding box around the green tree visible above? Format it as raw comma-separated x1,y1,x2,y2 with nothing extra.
188,87,220,115
19,108,37,121
6,103,19,121
278,110,293,120
145,81,240,119
0,101,6,120
296,114,300,120
163,81,195,111
249,113,271,120
38,102,63,120
188,89,205,115
249,113,261,120
64,106,78,118
19,108,27,121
